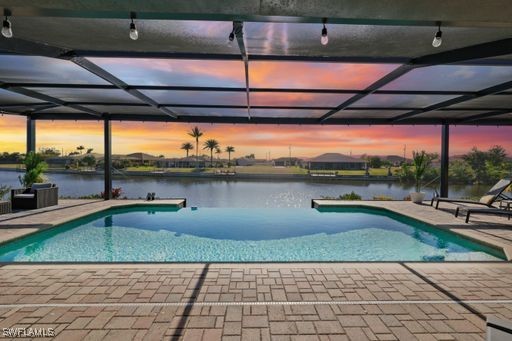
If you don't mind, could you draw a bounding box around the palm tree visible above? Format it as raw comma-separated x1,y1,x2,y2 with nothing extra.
181,142,194,158
203,139,219,167
215,147,222,166
76,145,85,155
188,126,203,168
225,146,235,167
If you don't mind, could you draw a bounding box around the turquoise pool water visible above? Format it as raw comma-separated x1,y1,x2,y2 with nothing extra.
0,206,504,262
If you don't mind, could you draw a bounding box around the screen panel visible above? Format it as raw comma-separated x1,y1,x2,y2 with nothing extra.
413,110,489,119
32,88,144,104
244,22,512,59
330,110,409,119
91,58,246,87
169,107,248,117
81,105,163,115
11,18,238,55
142,90,247,106
0,55,109,85
449,95,512,109
382,65,512,91
249,61,398,89
0,89,46,104
36,106,91,114
350,94,458,108
250,92,353,107
477,113,512,121
250,109,326,118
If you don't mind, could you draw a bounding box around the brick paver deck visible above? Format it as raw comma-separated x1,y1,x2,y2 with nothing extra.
0,263,511,340
0,200,511,340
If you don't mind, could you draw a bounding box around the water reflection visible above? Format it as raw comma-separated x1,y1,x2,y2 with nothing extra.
0,171,489,208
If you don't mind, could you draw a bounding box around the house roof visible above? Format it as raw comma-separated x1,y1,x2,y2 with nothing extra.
125,152,160,160
309,153,366,163
273,157,302,162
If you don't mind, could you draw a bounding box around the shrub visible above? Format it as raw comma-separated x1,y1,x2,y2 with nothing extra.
373,195,393,201
0,185,10,200
338,191,362,200
100,187,123,199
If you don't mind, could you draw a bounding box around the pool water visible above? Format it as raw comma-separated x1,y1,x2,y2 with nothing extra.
0,206,505,262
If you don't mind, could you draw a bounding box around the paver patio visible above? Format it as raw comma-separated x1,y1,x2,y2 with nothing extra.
0,263,511,340
0,200,511,340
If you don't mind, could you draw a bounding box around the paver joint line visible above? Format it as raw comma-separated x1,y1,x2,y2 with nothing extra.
1,299,511,309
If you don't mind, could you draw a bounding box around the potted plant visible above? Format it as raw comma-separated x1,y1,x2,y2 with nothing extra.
18,151,48,187
409,150,433,204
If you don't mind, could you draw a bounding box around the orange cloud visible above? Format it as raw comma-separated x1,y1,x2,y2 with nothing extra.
0,115,511,158
249,62,397,89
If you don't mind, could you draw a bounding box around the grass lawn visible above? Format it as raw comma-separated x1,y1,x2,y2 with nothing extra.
0,163,23,169
233,165,307,174
123,165,400,176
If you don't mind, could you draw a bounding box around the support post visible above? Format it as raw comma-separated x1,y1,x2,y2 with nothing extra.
26,116,36,154
104,116,112,200
440,124,449,198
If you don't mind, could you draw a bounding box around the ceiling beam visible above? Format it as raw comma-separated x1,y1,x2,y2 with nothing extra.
7,82,508,96
69,56,178,118
391,80,512,122
232,21,251,120
320,37,512,122
0,82,102,117
457,110,512,123
5,100,507,112
411,37,512,66
318,64,416,122
3,0,512,28
17,111,511,126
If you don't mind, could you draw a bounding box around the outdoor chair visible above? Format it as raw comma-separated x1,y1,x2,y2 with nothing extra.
11,183,58,210
0,201,11,214
430,179,511,210
463,207,512,223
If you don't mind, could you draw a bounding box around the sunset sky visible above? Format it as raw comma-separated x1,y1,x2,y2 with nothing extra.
1,115,510,158
1,53,512,158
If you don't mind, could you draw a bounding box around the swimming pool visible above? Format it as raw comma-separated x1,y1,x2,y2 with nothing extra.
0,205,505,262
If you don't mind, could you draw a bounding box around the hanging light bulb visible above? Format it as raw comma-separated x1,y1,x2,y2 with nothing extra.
432,22,442,48
2,16,12,38
130,12,139,40
227,31,235,47
129,15,138,41
320,18,328,46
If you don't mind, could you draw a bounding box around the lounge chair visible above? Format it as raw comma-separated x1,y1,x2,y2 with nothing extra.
11,183,58,210
464,207,512,223
431,179,511,210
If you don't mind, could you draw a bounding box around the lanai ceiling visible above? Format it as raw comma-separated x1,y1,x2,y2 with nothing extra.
0,0,511,125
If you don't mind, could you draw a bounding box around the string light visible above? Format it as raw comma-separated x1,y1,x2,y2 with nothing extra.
129,13,138,41
321,18,328,46
432,22,442,48
2,14,12,38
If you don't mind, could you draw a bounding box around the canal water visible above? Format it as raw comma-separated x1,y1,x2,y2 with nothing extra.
0,171,488,208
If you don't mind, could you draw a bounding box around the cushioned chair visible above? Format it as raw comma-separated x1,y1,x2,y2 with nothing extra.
431,179,511,210
11,183,58,210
